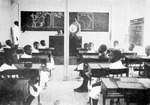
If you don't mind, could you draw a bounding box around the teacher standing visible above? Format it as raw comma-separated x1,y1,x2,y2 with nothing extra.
11,21,20,50
69,16,81,55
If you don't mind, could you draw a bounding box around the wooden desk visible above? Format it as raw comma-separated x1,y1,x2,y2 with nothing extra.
88,63,109,84
0,79,29,104
82,55,99,59
77,48,88,53
80,52,98,55
82,55,109,63
125,55,150,66
125,55,150,74
19,57,48,64
14,63,42,104
39,48,54,55
125,55,141,66
101,77,150,105
0,68,40,104
144,62,150,78
123,52,137,56
77,52,98,62
140,56,150,62
14,63,42,69
0,51,4,65
32,53,50,59
88,63,110,69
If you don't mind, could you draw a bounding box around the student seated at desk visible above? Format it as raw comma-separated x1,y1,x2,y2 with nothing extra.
84,42,89,48
4,40,13,49
84,42,89,50
88,50,126,105
111,40,123,52
74,44,108,93
21,45,32,58
128,43,135,52
32,41,55,70
123,43,136,53
20,45,42,105
0,51,18,72
87,42,96,53
98,44,108,59
74,43,89,79
77,42,89,51
75,42,97,71
21,44,49,83
113,40,119,50
32,41,39,53
75,43,90,70
39,40,47,49
75,42,100,71
145,45,150,57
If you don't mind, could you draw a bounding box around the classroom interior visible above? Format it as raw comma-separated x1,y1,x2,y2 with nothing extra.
1,0,150,105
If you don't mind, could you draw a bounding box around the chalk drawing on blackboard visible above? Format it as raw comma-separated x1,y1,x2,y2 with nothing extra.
21,11,64,31
30,12,45,28
77,13,94,30
69,12,109,32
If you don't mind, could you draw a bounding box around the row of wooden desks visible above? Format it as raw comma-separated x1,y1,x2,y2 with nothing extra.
78,52,150,105
124,55,150,65
0,62,45,104
0,49,53,103
101,77,150,105
76,51,150,105
88,62,129,80
80,52,150,64
88,62,150,105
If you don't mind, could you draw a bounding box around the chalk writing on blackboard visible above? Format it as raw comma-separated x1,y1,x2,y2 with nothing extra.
21,11,64,31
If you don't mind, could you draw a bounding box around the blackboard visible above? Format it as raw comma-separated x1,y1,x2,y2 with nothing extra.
21,11,64,31
21,11,109,32
69,12,109,32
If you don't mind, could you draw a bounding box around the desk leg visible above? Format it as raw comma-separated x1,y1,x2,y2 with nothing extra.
38,73,42,105
38,95,42,105
100,92,106,105
101,81,107,105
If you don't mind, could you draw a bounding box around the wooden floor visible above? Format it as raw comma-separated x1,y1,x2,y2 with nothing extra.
31,65,90,105
31,65,135,105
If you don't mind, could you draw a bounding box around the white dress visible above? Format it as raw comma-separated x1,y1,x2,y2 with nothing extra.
32,48,39,53
12,25,20,45
21,53,32,58
0,63,17,72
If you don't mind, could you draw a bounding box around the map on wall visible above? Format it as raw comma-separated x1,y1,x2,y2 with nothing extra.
78,13,94,30
21,11,64,31
69,12,109,32
129,18,144,46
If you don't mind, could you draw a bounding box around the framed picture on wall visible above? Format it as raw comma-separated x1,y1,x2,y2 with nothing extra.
21,11,64,31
